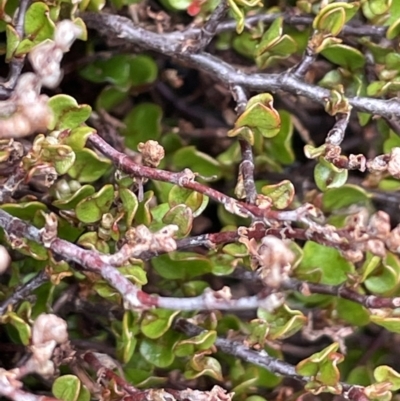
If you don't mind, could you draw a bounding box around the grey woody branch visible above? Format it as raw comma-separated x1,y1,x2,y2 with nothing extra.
0,208,283,312
174,318,364,400
82,12,400,120
183,13,388,39
174,318,301,379
282,279,400,309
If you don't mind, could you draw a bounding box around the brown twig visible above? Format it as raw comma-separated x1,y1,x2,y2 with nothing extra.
88,133,360,229
88,132,259,220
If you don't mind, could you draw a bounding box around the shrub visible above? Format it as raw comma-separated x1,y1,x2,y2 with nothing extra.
1,0,400,400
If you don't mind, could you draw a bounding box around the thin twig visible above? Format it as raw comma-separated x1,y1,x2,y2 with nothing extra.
325,112,351,147
282,279,400,309
88,133,357,228
88,133,259,220
139,223,361,261
231,85,257,204
0,270,49,316
187,0,229,51
292,42,317,79
174,318,302,378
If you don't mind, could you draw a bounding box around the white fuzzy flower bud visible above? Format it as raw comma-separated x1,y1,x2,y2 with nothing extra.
257,236,294,288
54,20,83,52
29,42,63,88
32,313,68,345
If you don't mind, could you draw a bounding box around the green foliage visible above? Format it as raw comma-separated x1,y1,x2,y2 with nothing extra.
296,343,344,394
122,103,162,151
52,375,90,401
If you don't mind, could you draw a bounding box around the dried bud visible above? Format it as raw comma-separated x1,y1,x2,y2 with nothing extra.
259,292,285,312
348,154,366,172
178,168,196,185
366,239,386,257
257,236,294,288
341,248,364,263
387,224,400,253
150,225,178,253
366,155,388,173
41,213,58,248
368,211,391,238
388,147,400,179
325,144,341,161
178,385,233,401
32,313,68,346
101,213,114,230
137,140,165,167
26,313,68,377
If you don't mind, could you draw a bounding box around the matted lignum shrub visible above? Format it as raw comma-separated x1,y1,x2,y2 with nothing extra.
1,0,400,400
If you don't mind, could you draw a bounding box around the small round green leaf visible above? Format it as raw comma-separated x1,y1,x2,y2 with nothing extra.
141,309,180,339
235,94,281,138
139,331,178,368
314,159,348,191
119,188,139,227
52,375,81,401
321,44,365,71
295,241,354,285
261,180,295,209
168,186,209,217
48,95,92,130
75,184,115,223
162,204,193,237
173,146,221,180
68,149,112,183
122,103,162,151
374,366,400,390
